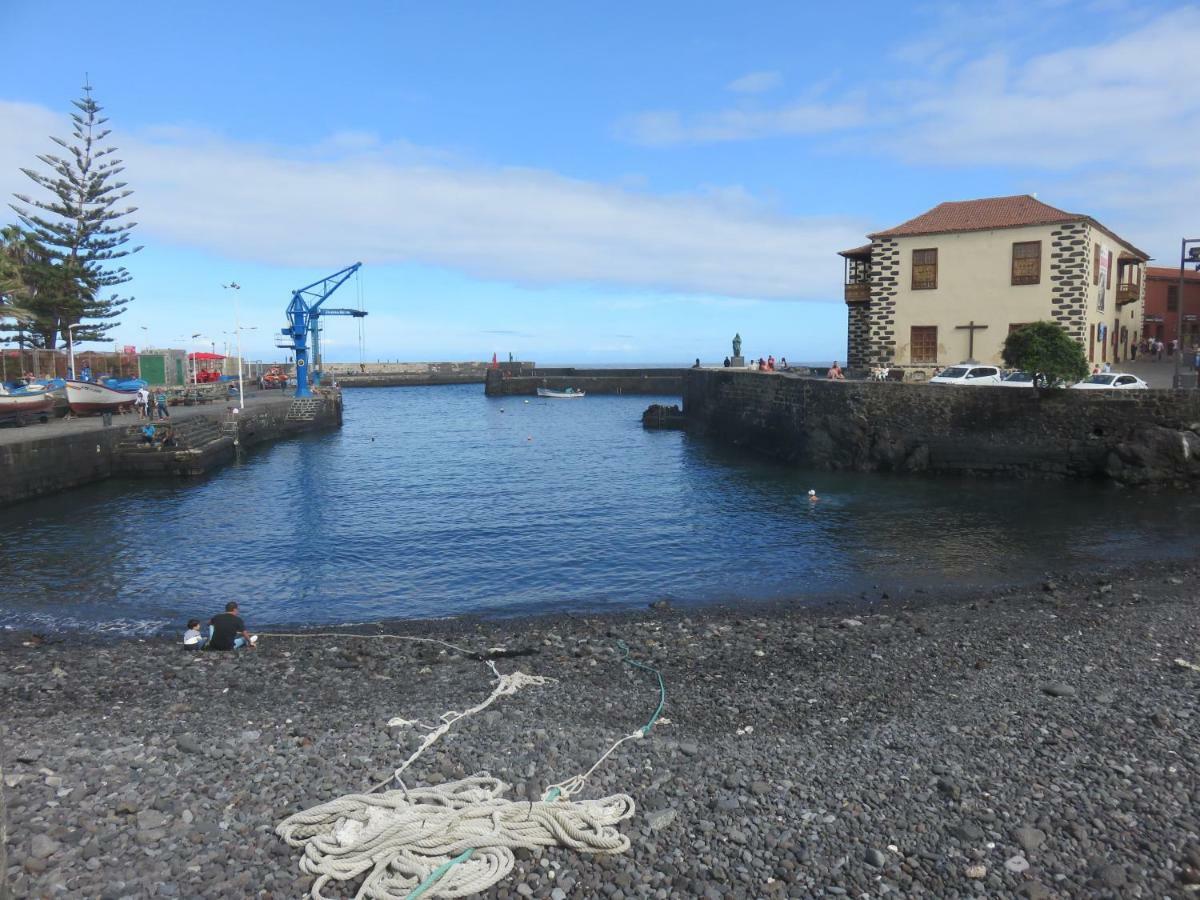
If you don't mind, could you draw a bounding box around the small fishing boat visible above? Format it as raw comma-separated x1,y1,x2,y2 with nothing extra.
536,387,586,399
65,379,139,414
0,391,53,424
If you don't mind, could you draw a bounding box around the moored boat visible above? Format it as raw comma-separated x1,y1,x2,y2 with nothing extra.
65,379,139,414
536,387,586,399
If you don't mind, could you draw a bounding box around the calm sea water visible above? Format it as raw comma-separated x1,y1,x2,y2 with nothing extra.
2,383,1197,634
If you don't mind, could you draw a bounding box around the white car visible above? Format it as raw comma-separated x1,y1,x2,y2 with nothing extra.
1070,373,1149,390
998,371,1037,388
929,364,1003,386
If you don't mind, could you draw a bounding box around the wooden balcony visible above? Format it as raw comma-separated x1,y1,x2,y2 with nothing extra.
1116,283,1139,306
844,282,871,303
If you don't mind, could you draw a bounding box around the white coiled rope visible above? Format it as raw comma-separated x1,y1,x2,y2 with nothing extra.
275,652,640,899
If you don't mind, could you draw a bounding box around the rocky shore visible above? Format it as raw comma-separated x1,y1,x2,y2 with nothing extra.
3,565,1199,899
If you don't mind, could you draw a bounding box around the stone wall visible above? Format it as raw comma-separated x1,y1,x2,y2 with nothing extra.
330,361,528,387
683,370,1200,485
485,368,687,397
0,395,342,508
867,237,900,366
1050,221,1090,341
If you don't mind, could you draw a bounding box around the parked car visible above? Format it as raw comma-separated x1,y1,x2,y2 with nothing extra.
998,371,1068,388
998,371,1037,388
1070,373,1149,390
929,364,1003,386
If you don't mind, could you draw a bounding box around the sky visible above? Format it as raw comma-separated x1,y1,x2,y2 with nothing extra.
0,0,1196,365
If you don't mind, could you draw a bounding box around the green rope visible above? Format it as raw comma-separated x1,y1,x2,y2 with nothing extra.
616,639,667,736
406,848,474,899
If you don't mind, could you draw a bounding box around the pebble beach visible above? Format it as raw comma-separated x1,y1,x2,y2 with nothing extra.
3,565,1199,899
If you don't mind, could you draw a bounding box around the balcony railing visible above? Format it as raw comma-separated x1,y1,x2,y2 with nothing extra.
844,282,871,303
1116,283,1138,306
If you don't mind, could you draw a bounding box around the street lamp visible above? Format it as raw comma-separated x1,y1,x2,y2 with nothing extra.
67,323,86,380
190,332,208,384
1173,238,1200,389
222,281,247,409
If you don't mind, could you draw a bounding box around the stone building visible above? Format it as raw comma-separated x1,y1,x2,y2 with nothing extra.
1142,266,1200,349
838,195,1149,376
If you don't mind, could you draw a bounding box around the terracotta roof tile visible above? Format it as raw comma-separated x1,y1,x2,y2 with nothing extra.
869,195,1078,238
837,243,873,258
864,194,1149,260
1147,265,1200,282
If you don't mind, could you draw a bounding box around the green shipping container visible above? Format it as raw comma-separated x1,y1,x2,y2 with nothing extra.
138,354,166,386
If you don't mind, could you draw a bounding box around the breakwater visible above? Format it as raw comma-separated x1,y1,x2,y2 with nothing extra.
485,366,686,396
331,361,522,388
683,370,1200,485
0,392,342,508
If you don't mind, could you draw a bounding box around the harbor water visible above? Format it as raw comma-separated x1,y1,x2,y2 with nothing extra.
2,383,1198,635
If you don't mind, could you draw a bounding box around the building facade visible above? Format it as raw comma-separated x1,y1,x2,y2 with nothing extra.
839,195,1149,375
1142,266,1200,349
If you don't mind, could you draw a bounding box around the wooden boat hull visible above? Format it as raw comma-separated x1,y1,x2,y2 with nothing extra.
0,393,54,414
65,380,138,414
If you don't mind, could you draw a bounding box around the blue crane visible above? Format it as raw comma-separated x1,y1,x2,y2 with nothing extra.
278,262,366,397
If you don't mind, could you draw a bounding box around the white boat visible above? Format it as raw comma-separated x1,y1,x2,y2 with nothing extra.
65,379,139,414
0,392,54,423
536,387,586,399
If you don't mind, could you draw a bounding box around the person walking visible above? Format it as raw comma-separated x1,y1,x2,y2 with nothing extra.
155,389,169,420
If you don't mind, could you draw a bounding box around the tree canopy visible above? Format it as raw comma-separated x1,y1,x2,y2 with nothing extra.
5,80,141,350
1001,321,1089,387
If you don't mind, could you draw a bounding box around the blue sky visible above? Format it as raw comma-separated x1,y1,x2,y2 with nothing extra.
1,0,1195,364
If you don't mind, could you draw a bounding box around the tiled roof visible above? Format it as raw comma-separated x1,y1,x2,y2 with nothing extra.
865,194,1149,260
837,243,873,258
869,195,1078,238
1147,266,1200,282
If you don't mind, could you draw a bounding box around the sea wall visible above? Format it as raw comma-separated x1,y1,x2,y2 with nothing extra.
683,370,1200,485
331,361,531,387
485,367,687,396
0,395,342,507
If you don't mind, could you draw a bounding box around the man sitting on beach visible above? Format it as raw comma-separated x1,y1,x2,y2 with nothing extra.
206,601,257,651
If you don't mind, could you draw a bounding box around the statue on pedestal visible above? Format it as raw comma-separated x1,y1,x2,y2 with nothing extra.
732,333,742,358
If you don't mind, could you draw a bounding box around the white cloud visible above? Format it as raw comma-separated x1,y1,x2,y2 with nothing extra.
0,100,867,302
726,71,783,94
617,99,866,146
887,9,1200,168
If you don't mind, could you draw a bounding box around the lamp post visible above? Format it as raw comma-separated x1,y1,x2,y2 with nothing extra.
223,282,246,409
66,323,85,380
190,332,206,384
1173,239,1200,389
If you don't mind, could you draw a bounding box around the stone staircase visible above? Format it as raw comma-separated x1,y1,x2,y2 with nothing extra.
117,416,224,452
286,398,323,421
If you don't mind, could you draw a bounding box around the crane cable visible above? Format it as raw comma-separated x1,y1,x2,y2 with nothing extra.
356,268,366,370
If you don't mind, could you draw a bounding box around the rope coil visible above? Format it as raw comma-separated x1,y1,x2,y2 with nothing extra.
272,634,665,899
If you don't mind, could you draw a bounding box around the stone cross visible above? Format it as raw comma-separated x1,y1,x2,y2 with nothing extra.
955,321,989,361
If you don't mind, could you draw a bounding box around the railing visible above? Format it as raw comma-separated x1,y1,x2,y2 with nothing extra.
1116,283,1138,305
844,282,871,303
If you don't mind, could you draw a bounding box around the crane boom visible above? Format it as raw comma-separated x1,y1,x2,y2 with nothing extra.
280,262,366,397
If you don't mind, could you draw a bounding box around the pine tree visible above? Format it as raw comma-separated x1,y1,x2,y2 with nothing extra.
9,79,141,349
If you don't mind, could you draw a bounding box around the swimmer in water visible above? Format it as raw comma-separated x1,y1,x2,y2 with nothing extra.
808,489,819,502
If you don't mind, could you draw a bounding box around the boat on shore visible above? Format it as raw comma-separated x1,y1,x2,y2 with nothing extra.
536,387,586,399
65,380,139,415
0,392,54,424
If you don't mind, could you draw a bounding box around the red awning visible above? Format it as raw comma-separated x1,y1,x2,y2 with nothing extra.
188,351,225,360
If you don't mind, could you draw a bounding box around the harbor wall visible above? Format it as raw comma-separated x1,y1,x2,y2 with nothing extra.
331,361,531,387
0,395,342,507
485,367,687,397
683,370,1200,485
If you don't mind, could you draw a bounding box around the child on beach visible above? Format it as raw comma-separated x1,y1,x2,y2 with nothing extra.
183,619,204,649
